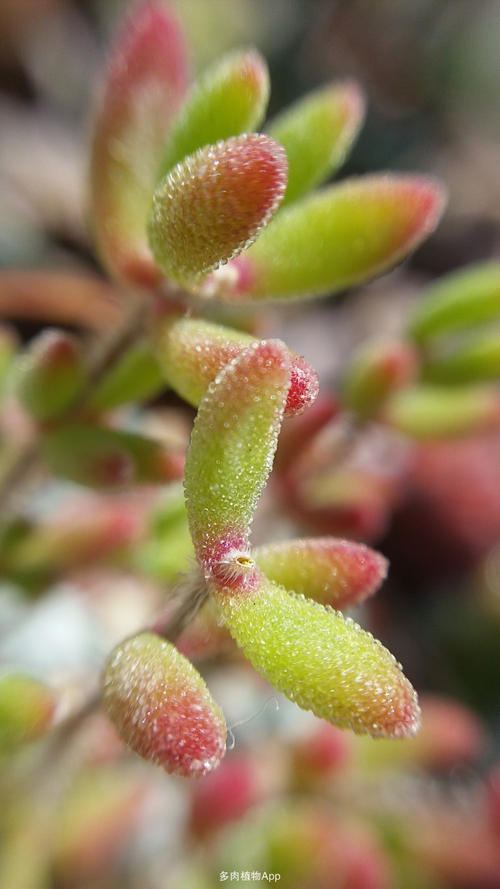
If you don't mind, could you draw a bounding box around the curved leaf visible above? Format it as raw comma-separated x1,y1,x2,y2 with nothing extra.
184,340,291,572
207,175,446,302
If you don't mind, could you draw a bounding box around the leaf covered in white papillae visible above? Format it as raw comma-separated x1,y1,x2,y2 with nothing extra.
148,134,287,288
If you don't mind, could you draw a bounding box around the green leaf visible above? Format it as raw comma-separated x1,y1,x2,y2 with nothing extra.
212,569,420,738
342,339,418,418
424,332,500,384
149,134,287,288
384,384,500,438
13,330,85,421
409,261,500,343
89,2,189,286
153,313,317,416
157,47,269,181
267,80,365,206
88,339,164,411
252,537,387,609
208,175,446,302
184,340,291,572
42,423,184,488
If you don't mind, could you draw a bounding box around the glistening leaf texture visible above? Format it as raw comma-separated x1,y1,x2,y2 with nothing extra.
212,571,420,738
184,340,291,570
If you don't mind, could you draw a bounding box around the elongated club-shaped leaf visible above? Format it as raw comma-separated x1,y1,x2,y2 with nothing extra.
153,314,318,416
149,134,287,288
184,340,292,572
410,261,500,343
42,423,184,488
88,339,164,411
424,332,500,384
207,175,446,302
212,567,420,738
13,330,85,421
157,47,269,181
384,384,500,439
102,633,226,776
90,2,189,286
267,80,365,206
252,537,387,609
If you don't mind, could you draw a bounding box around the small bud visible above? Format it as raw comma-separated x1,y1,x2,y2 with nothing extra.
384,384,500,439
90,1,189,285
212,568,420,738
153,314,317,417
102,633,226,776
42,423,184,488
14,330,85,421
157,48,270,179
0,673,56,752
208,174,446,302
342,339,419,418
148,134,288,288
268,80,365,206
253,537,387,609
184,340,292,572
409,260,500,343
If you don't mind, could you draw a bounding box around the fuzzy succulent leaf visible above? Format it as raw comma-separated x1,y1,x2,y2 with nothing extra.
88,339,165,411
267,81,365,206
157,47,269,180
0,674,56,752
148,134,287,288
184,339,292,572
342,339,419,418
409,261,500,343
42,423,184,488
102,632,226,776
252,537,387,609
13,330,85,421
208,175,445,302
89,1,189,286
153,313,318,417
384,384,500,439
424,332,500,384
212,568,420,738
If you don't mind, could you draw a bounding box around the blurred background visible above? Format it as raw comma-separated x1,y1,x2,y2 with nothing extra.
1,1,500,887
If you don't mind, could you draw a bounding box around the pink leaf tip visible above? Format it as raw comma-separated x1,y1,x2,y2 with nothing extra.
148,134,288,288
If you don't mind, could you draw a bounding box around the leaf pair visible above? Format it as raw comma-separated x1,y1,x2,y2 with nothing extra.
184,340,420,738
